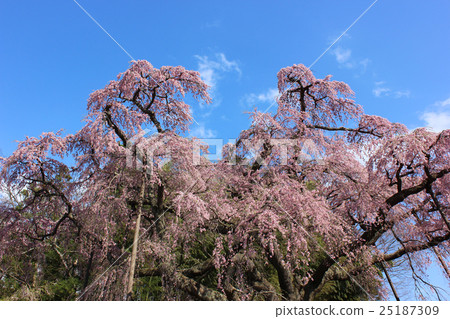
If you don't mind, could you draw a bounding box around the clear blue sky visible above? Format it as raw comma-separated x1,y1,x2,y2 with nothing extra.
1,0,449,300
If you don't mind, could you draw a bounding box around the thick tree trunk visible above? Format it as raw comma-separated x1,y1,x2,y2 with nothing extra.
126,176,146,300
302,256,334,301
83,249,95,289
266,247,299,300
126,213,142,300
155,184,164,235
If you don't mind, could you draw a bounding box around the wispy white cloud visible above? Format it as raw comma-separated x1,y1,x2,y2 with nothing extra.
420,96,450,132
359,58,370,69
194,53,240,118
393,90,411,98
333,47,352,64
421,113,450,132
190,123,217,138
331,46,370,72
195,53,241,92
372,81,410,98
243,88,278,106
436,97,450,108
373,86,391,97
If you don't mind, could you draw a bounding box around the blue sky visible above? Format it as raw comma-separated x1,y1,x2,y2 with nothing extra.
1,0,449,299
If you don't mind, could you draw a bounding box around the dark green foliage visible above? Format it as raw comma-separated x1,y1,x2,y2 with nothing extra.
133,276,163,301
313,279,370,301
41,277,81,301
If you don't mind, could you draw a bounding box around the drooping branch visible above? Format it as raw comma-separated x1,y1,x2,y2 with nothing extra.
181,259,214,278
104,104,128,147
411,209,450,278
137,264,226,301
175,272,227,301
432,246,450,279
22,175,81,240
383,232,450,262
128,87,164,133
306,124,382,138
358,167,450,248
380,262,400,301
386,168,449,207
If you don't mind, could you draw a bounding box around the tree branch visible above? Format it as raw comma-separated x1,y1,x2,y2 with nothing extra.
383,232,450,262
